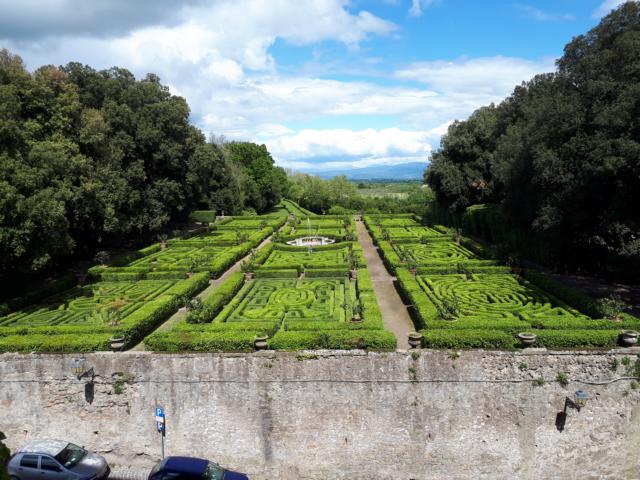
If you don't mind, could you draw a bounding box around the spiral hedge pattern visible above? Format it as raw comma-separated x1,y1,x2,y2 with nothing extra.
226,278,349,324
417,274,586,321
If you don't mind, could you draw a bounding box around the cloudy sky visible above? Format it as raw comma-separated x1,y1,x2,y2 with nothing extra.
0,0,628,174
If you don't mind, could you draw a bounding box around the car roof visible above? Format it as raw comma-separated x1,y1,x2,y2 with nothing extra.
162,456,209,476
19,440,68,456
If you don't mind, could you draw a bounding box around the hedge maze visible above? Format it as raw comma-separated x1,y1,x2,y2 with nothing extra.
0,215,284,352
363,215,640,349
145,220,396,352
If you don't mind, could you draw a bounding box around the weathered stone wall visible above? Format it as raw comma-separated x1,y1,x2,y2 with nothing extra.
1,350,639,479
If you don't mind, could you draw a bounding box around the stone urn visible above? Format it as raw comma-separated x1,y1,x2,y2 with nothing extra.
254,335,268,351
350,316,363,323
244,272,254,280
408,332,423,349
110,336,126,351
516,332,537,347
350,269,358,280
619,330,639,347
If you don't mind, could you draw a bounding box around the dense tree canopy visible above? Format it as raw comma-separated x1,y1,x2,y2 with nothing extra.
0,51,285,277
425,2,640,281
226,142,288,213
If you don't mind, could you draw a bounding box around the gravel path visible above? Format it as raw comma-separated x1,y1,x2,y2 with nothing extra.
356,220,414,349
129,235,272,351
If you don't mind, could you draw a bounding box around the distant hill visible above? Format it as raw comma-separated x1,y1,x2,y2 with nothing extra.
311,162,426,180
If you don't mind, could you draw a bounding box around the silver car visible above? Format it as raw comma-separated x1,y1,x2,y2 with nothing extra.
7,439,110,480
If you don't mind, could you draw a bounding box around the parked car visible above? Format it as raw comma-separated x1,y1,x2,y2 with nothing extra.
7,439,109,480
148,456,248,480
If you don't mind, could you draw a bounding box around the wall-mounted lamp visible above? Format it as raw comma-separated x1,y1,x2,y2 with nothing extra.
71,358,95,404
71,358,94,381
556,390,589,432
565,390,589,412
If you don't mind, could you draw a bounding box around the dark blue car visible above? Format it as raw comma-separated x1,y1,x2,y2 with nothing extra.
148,456,248,480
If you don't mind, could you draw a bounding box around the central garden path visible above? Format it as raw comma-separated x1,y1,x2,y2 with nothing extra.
355,220,413,349
130,234,273,351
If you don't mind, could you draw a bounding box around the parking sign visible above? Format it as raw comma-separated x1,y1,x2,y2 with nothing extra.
155,406,165,433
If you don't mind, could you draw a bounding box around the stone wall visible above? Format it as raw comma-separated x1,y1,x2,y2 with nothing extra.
1,350,639,479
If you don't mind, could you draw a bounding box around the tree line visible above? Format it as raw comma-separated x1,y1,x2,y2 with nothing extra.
425,2,640,282
0,50,286,279
287,173,433,216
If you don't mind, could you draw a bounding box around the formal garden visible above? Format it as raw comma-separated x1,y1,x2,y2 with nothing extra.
364,215,640,350
144,215,396,351
0,216,284,352
0,201,638,353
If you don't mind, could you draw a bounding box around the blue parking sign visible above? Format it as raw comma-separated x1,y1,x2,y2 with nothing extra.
155,406,165,433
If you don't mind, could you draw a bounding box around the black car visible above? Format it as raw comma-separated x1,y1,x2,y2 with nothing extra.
148,456,248,480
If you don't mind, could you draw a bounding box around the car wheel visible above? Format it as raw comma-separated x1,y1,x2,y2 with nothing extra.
10,476,20,480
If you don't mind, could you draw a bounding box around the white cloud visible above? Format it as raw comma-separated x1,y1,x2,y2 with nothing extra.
3,0,396,72
409,0,434,17
593,0,626,18
394,56,555,96
260,125,450,169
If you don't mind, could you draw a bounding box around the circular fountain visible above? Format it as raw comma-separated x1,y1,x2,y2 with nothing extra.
285,236,336,246
285,216,336,246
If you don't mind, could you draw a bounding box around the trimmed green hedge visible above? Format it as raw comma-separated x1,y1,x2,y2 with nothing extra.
255,269,299,278
165,273,210,298
252,243,274,265
395,270,437,328
117,294,180,347
532,330,621,348
426,318,531,332
144,331,256,352
0,333,112,353
269,330,396,350
422,330,516,349
304,269,349,277
191,273,245,323
530,317,640,330
420,328,624,350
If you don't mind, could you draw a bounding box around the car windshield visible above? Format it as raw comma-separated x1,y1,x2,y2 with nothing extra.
54,443,86,468
203,462,224,480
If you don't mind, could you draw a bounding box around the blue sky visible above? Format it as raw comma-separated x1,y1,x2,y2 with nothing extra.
0,0,628,173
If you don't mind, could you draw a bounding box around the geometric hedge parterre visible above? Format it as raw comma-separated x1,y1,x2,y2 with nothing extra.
0,280,176,328
263,248,350,268
400,242,478,264
417,274,587,321
226,278,351,325
0,215,283,352
363,214,640,349
143,226,397,351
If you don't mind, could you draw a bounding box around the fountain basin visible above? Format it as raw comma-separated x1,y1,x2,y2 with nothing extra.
285,236,336,246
